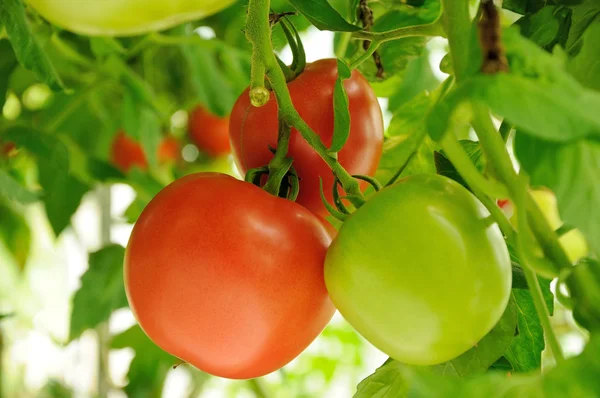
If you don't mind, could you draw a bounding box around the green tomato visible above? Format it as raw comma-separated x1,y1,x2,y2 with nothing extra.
325,174,512,365
26,0,234,36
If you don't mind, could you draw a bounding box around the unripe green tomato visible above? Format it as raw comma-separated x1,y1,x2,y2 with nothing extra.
25,0,234,36
559,229,589,264
325,174,512,365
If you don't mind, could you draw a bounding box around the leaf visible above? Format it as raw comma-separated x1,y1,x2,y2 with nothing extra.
5,126,88,235
502,0,545,15
568,22,600,91
442,297,518,376
375,92,434,183
69,245,128,341
434,140,485,191
287,0,361,32
0,200,31,271
514,134,600,255
111,325,179,398
504,289,546,372
515,5,572,51
427,29,600,143
329,59,351,152
565,1,600,54
0,0,64,90
138,108,161,168
0,39,18,109
0,168,41,204
354,335,600,397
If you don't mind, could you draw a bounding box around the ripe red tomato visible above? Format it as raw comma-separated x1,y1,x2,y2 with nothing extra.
188,106,230,157
111,131,180,172
124,173,335,379
229,59,384,217
157,136,180,164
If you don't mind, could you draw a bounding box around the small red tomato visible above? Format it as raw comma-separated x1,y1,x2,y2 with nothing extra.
111,131,148,172
158,136,180,164
188,106,230,157
125,173,335,379
229,58,384,217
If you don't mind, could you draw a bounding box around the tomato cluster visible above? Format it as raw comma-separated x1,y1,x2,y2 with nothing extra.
124,61,512,379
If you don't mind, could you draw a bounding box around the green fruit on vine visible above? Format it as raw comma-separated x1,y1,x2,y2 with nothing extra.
25,0,234,36
325,174,512,365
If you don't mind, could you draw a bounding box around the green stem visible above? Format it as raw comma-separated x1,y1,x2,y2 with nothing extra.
262,114,293,196
515,175,565,363
349,41,381,70
97,186,112,397
247,378,270,398
352,19,445,43
471,105,572,271
245,0,363,206
440,0,471,81
336,32,352,58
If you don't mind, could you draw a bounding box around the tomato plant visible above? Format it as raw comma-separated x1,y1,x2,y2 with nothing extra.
2,0,600,396
188,105,231,157
326,174,512,365
125,172,335,379
229,58,383,217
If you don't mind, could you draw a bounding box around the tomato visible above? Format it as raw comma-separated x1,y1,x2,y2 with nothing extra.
25,0,234,36
124,173,335,379
157,136,180,164
498,189,589,264
111,131,180,172
229,59,384,217
188,106,230,157
325,174,512,365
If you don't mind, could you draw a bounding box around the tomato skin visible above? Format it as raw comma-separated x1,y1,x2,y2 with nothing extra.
111,131,147,172
229,59,384,217
111,131,180,172
188,106,230,157
25,0,234,36
325,174,512,365
157,136,180,164
124,173,335,379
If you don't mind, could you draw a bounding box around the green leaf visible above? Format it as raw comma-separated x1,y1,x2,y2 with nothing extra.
0,0,64,90
5,126,88,235
504,289,545,372
139,108,161,168
568,22,600,91
434,140,485,191
70,245,128,341
0,168,41,204
287,0,361,32
354,335,600,397
441,297,518,376
111,325,179,398
514,134,600,255
515,6,572,51
566,258,600,332
427,29,600,143
0,39,18,109
375,92,434,183
502,0,545,15
89,37,125,59
565,1,600,54
329,59,351,152
0,200,30,271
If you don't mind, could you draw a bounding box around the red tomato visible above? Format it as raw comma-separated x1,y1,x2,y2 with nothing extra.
111,131,148,172
188,106,230,157
158,136,180,164
229,59,384,216
111,131,180,172
124,173,335,379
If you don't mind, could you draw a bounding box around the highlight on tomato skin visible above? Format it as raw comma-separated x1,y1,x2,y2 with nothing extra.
124,172,336,379
229,58,384,218
187,105,231,157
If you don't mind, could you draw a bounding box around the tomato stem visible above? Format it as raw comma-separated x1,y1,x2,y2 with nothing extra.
262,112,296,197
349,40,381,70
245,0,364,206
351,18,445,43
